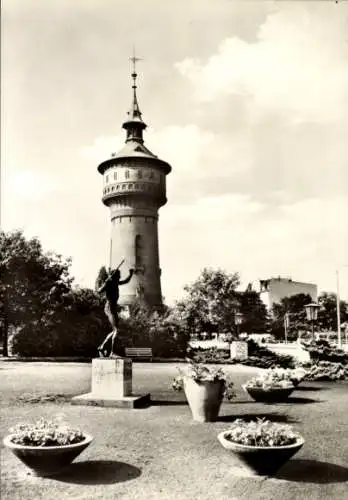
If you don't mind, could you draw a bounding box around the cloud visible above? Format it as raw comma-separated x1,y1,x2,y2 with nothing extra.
5,170,60,202
160,194,348,303
81,135,124,163
176,3,348,123
82,123,252,204
3,0,348,305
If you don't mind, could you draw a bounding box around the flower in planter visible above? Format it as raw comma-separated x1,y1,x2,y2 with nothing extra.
8,418,85,447
266,367,307,385
172,361,236,400
223,418,300,447
243,370,295,391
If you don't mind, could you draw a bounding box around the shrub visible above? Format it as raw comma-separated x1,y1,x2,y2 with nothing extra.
240,355,295,369
149,311,190,358
12,289,109,357
301,339,348,365
305,361,348,381
188,341,295,369
119,304,190,358
189,346,230,364
243,339,296,369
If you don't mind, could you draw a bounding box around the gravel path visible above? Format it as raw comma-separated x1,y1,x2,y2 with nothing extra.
1,361,347,500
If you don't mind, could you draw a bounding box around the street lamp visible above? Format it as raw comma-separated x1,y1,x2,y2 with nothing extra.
304,303,320,340
284,312,290,344
336,265,348,348
234,312,243,338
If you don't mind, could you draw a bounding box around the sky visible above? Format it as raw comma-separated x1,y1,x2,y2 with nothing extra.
2,0,348,304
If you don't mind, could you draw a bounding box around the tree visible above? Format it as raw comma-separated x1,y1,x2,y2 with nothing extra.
113,300,189,357
271,293,312,340
237,290,269,334
318,292,348,331
117,299,153,348
12,287,110,357
0,230,73,356
176,268,240,335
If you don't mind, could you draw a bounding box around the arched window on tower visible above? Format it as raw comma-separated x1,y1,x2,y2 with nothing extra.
135,234,143,272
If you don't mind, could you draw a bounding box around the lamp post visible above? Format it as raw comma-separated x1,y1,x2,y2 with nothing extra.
304,303,320,340
284,312,290,344
336,265,348,348
234,312,243,338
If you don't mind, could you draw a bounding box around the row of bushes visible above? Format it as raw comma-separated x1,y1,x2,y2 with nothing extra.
304,361,348,381
189,339,296,369
10,297,190,359
302,339,348,364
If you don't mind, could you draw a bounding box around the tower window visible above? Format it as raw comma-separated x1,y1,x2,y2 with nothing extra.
137,170,143,179
149,171,154,180
105,175,109,183
135,234,142,268
114,172,117,181
125,170,130,179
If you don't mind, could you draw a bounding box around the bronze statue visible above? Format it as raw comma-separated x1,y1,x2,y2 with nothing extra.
97,263,134,357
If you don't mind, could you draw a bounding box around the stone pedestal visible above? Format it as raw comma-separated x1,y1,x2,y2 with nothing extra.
71,358,150,409
230,341,248,361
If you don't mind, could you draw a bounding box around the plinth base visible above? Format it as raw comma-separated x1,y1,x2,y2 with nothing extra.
71,392,150,409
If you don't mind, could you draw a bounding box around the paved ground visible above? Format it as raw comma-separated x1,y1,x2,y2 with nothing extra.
1,361,348,500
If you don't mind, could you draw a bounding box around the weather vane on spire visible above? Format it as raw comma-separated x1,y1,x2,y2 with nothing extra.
129,47,142,76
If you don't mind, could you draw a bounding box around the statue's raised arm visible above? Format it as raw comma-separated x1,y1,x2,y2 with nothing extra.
119,269,134,285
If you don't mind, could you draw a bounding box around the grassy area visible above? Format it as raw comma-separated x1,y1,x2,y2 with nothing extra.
1,361,348,500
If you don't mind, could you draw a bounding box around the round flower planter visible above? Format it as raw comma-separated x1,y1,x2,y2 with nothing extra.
244,386,294,403
3,434,94,477
218,431,304,476
183,377,225,422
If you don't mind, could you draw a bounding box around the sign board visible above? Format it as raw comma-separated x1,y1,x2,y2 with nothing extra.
230,341,248,360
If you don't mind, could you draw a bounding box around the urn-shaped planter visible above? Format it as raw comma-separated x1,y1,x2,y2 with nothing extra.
172,362,236,422
218,431,304,476
3,434,94,477
184,377,225,422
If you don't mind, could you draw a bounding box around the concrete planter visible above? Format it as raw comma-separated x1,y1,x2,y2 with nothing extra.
183,378,225,422
3,434,93,477
244,386,294,403
218,431,304,476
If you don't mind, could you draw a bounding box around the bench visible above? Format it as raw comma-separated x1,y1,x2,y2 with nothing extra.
125,347,153,361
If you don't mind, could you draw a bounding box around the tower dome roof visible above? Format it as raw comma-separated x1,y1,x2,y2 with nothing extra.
98,57,171,175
